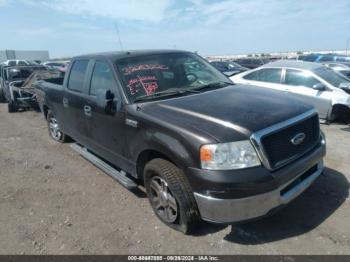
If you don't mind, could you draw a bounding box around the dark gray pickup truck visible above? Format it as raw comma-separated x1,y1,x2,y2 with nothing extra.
34,50,326,233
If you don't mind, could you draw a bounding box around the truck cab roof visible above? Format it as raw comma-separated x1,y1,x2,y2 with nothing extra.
74,49,191,62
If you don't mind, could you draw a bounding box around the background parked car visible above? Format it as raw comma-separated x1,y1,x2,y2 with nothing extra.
210,61,248,76
298,53,350,64
234,58,270,69
231,60,350,122
324,63,350,78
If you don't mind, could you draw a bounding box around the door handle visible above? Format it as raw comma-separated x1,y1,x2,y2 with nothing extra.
84,105,92,117
63,97,69,107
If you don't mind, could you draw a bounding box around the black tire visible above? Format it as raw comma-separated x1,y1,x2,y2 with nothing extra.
47,110,68,143
144,158,200,234
0,88,6,103
8,101,17,113
330,105,350,123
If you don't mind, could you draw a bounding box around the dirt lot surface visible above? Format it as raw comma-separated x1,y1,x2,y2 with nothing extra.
0,104,349,255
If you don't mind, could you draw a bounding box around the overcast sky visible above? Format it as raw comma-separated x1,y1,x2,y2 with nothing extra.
1,0,350,58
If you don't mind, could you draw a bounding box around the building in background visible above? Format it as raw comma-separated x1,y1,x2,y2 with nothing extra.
0,50,49,62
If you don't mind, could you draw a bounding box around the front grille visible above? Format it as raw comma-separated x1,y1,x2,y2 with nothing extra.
260,114,320,169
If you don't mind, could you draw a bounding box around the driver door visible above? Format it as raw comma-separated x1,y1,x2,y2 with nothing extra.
84,60,127,170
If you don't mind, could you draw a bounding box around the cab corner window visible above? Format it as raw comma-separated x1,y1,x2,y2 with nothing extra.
90,61,115,96
68,60,89,92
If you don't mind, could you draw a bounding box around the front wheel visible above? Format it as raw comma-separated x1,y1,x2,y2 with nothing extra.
47,110,68,143
144,159,200,234
330,105,350,123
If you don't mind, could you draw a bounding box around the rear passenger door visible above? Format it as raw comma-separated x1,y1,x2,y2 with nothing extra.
63,59,91,144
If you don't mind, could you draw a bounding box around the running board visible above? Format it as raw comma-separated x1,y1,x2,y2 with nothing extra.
70,143,137,189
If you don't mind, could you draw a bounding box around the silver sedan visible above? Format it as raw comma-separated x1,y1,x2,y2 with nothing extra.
231,60,350,121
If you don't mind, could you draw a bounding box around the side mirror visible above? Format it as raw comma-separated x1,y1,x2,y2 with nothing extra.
312,83,326,91
96,89,118,114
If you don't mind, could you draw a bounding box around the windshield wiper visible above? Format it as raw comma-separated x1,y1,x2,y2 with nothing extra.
192,81,233,92
133,88,200,103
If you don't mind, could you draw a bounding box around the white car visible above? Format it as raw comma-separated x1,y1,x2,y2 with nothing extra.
41,61,69,70
231,60,350,121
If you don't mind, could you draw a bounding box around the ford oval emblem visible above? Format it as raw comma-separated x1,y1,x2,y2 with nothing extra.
291,133,306,145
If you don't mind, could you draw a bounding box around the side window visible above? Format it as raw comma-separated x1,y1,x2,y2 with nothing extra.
243,68,281,83
243,70,260,80
68,60,89,92
90,61,115,96
285,69,320,88
259,68,281,83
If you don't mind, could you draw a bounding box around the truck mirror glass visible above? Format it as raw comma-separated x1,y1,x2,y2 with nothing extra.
96,89,118,115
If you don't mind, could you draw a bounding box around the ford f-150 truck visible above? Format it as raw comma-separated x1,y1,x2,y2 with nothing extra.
34,50,326,234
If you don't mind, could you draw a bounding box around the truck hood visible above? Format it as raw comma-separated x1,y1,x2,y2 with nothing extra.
141,84,313,142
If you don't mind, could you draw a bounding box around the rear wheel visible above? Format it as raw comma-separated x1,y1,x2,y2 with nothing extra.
47,110,68,143
144,158,200,234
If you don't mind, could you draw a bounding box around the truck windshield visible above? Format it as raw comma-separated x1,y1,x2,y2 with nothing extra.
313,66,350,87
116,52,231,102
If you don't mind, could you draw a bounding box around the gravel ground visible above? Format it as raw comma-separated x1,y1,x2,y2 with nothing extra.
0,104,349,255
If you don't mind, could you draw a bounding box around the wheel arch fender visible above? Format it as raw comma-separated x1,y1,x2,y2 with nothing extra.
134,133,197,182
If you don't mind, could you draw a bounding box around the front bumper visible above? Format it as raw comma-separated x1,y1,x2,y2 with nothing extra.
188,140,326,224
194,161,324,223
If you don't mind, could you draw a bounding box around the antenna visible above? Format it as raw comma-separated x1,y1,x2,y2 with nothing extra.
114,22,124,51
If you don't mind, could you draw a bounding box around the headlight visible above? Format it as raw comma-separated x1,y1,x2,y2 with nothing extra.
200,140,261,170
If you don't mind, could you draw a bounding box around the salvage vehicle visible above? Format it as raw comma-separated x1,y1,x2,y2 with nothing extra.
210,61,248,76
1,65,46,112
231,60,350,122
34,50,326,233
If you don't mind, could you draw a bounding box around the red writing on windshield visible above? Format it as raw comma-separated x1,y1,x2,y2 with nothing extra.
123,64,169,75
128,75,158,95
